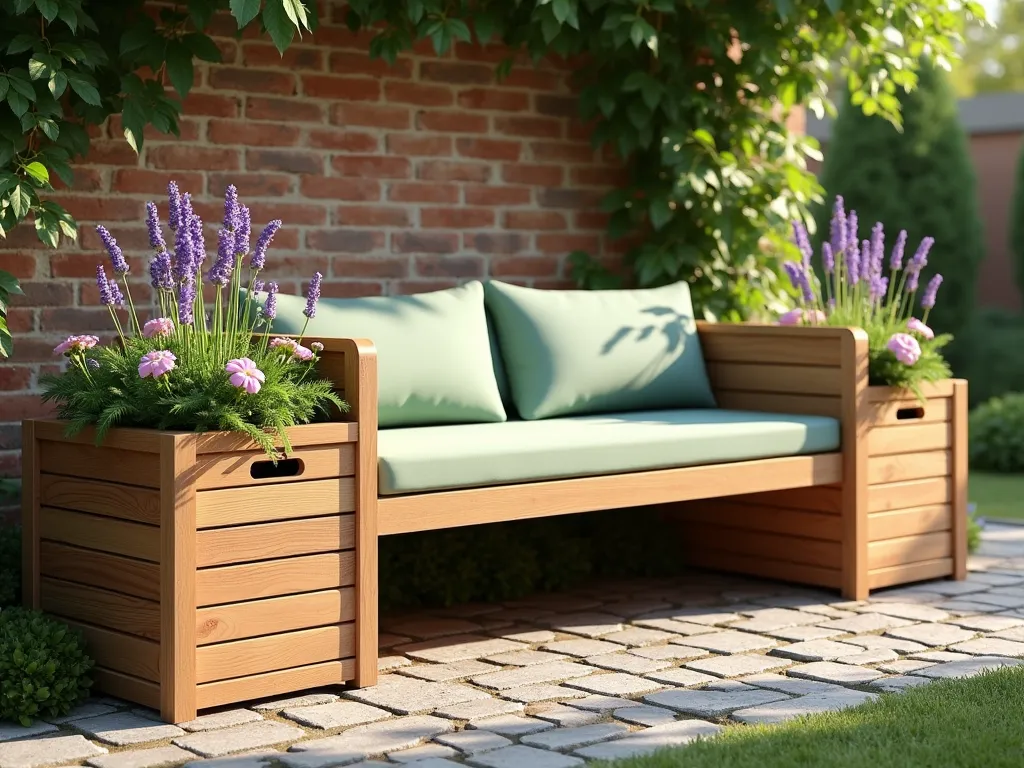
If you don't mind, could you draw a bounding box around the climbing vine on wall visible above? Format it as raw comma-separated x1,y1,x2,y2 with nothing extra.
345,0,984,320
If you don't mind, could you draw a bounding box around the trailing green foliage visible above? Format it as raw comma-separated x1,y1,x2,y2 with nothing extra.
0,525,20,608
0,608,92,726
967,503,983,554
0,0,312,247
346,0,981,319
969,393,1024,474
951,308,1024,409
816,61,985,336
0,269,22,358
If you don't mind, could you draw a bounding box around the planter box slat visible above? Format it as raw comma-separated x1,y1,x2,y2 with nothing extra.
64,620,161,681
195,551,357,606
41,507,160,561
687,548,842,589
94,669,161,710
191,443,356,490
194,422,358,453
868,505,953,541
40,542,160,600
729,485,843,514
680,500,841,541
39,475,162,524
40,441,161,487
868,557,955,590
195,478,356,527
194,514,355,567
866,397,951,425
869,531,953,570
868,422,952,456
699,332,844,366
868,477,952,513
196,588,356,645
706,361,844,395
195,659,356,711
41,578,161,640
868,450,952,485
868,380,956,401
684,522,842,568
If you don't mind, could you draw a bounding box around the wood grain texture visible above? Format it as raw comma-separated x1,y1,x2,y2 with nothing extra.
21,421,40,608
868,557,954,589
193,422,357,454
864,396,951,427
195,552,357,607
30,421,163,452
39,507,160,562
868,505,952,542
714,391,843,418
951,380,969,580
191,444,355,491
195,623,356,684
195,478,355,528
676,501,842,541
868,451,951,485
686,548,842,590
195,659,355,710
683,523,842,569
195,588,355,645
727,485,843,514
195,515,355,567
41,578,161,640
698,329,843,366
869,477,952,513
38,439,161,487
868,380,956,401
39,475,161,525
868,422,952,457
868,531,952,570
92,668,162,710
706,362,843,396
64,620,160,682
38,542,160,601
841,331,871,600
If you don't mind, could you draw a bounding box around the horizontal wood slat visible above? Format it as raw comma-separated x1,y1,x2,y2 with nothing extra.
868,531,952,570
195,478,356,528
687,549,842,590
869,477,952,513
869,505,952,542
193,422,357,454
195,552,357,607
196,623,356,684
677,501,842,541
39,508,160,562
38,440,161,487
91,669,161,710
41,578,161,640
726,485,843,514
195,659,355,710
706,362,843,396
39,475,161,525
683,523,841,569
714,392,843,419
191,444,355,491
868,423,952,457
63,620,160,682
38,542,160,601
868,381,955,402
196,515,355,568
31,421,163,452
868,558,954,589
196,588,356,645
864,397,951,428
868,451,952,485
698,333,842,366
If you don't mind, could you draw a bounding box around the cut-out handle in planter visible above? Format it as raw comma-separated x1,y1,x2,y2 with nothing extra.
896,406,925,421
250,458,304,480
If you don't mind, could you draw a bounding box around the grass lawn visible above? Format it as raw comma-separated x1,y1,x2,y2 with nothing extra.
971,471,1024,521
599,667,1024,768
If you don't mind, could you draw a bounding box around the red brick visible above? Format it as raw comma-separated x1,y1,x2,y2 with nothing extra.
244,43,325,69
0,424,21,451
535,94,577,118
8,338,70,363
531,142,596,163
256,255,330,277
494,116,563,139
0,252,40,279
393,279,459,294
457,138,521,161
331,256,410,278
209,172,295,197
208,67,296,94
566,119,596,142
87,140,140,166
137,118,201,142
384,82,453,107
209,120,301,146
247,97,324,123
415,255,485,278
112,169,203,195
5,308,33,333
80,281,152,306
420,62,492,85
52,167,103,193
385,134,452,156
537,234,601,254
0,395,54,422
308,129,380,152
300,176,381,201
575,210,610,230
538,188,601,208
49,195,142,223
420,208,495,228
502,164,564,186
334,206,410,227
302,75,381,101
149,145,240,171
467,232,530,254
387,182,459,204
306,229,385,253
457,88,530,112
14,281,74,307
329,51,413,79
321,281,385,298
502,68,562,91
417,160,491,183
246,149,322,174
490,255,561,277
505,211,567,230
215,38,239,64
78,227,150,253
453,42,522,64
331,103,411,129
332,155,411,179
463,185,531,206
392,232,459,254
40,307,119,333
571,166,625,186
416,111,488,133
247,202,328,225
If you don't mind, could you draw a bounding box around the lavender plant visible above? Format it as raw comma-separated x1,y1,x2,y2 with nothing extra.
779,196,952,394
41,183,345,458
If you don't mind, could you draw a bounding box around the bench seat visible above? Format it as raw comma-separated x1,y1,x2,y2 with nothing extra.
377,409,840,495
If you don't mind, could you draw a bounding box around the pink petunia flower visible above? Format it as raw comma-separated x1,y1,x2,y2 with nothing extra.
226,357,265,394
54,335,100,356
143,317,175,338
778,308,805,326
907,317,935,340
806,310,826,325
887,333,921,366
138,350,177,378
270,336,313,361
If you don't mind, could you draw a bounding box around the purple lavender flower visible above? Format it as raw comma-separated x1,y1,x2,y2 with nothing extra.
908,236,934,273
821,242,835,275
235,205,251,257
223,184,240,232
845,210,859,258
209,229,236,286
869,222,884,279
173,194,196,282
870,274,889,304
829,196,847,259
922,273,943,309
146,202,166,252
847,235,861,285
263,282,278,320
860,239,871,284
178,276,196,325
96,265,112,305
890,229,907,271
189,210,207,272
150,249,173,291
168,181,182,232
108,278,125,307
96,225,129,275
304,272,322,319
253,278,264,295
250,220,281,271
792,221,813,266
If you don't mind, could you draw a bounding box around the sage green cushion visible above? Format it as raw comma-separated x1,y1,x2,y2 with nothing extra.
484,280,716,420
269,282,506,428
377,409,840,495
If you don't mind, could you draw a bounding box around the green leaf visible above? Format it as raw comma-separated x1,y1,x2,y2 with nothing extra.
230,0,261,27
121,96,147,153
0,322,12,359
34,0,59,22
66,71,101,106
473,11,499,44
10,184,31,219
772,0,793,19
184,33,222,62
35,214,59,248
406,0,424,23
552,0,572,23
0,78,8,102
0,270,23,295
188,0,215,29
7,34,37,55
28,56,51,81
23,162,48,186
165,42,195,98
7,92,29,118
262,0,297,54
649,197,673,230
57,3,78,32
541,11,561,43
824,0,842,13
119,22,156,57
447,18,471,43
8,71,37,100
48,71,67,99
38,118,58,141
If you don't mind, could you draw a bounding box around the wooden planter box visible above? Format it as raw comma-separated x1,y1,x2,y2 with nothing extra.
21,339,379,724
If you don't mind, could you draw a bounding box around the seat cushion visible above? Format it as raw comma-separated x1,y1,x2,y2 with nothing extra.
268,282,506,428
378,409,840,495
484,280,717,420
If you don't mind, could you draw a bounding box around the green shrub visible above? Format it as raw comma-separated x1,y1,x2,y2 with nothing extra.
0,608,93,726
0,525,19,608
951,308,1024,408
816,61,985,337
969,393,1024,473
1011,143,1024,306
967,503,984,555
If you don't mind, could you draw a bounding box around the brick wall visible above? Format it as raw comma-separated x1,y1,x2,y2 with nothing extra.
0,4,625,480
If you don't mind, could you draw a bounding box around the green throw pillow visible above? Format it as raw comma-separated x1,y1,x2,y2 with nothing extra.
268,282,507,428
484,280,717,420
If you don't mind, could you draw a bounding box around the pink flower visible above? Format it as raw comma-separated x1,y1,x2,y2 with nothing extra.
143,317,175,338
806,310,826,325
887,333,922,366
226,357,265,394
270,336,313,361
269,337,293,349
310,341,324,353
907,317,934,340
53,335,100,356
138,350,177,378
778,308,805,326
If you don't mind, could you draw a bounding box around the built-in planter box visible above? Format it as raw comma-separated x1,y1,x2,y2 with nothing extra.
21,339,379,724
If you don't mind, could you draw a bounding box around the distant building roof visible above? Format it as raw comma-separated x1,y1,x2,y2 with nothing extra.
805,90,1024,140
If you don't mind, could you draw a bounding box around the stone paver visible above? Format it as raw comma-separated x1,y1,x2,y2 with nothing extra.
388,743,459,763
471,661,595,691
541,639,623,658
346,675,490,714
0,736,107,768
787,661,883,684
75,713,185,746
738,673,847,695
564,672,665,697
644,668,717,688
484,650,567,667
87,746,194,768
732,690,877,724
859,603,952,622
950,615,1024,632
632,618,717,636
885,623,977,647
178,711,262,733
683,631,776,654
599,628,677,647
645,684,791,717
815,612,915,633
500,629,558,644
533,705,601,728
840,648,900,665
547,613,624,638
522,723,630,752
574,720,723,761
912,656,1024,679
280,702,391,730
399,659,498,682
846,635,928,654
467,745,583,768
685,653,792,677
613,705,677,727
567,696,642,712
730,608,822,633
878,659,935,674
433,699,525,721
386,617,482,639
252,694,337,712
397,635,528,663
771,639,865,662
628,645,706,661
766,625,845,642
181,750,276,768
48,703,117,725
0,724,58,744
174,723,305,759
435,730,512,754
949,638,1024,657
869,676,935,692
586,652,670,674
469,715,555,737
286,716,453,766
908,650,975,662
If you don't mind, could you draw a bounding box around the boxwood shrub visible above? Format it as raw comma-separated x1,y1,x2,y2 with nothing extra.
0,525,20,608
969,393,1024,473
